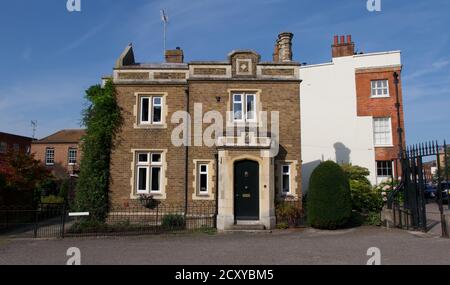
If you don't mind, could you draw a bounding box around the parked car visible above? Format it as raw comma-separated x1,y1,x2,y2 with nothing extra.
440,181,449,204
424,185,437,200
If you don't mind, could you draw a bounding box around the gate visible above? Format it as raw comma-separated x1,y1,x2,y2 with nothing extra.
0,203,66,238
387,141,449,237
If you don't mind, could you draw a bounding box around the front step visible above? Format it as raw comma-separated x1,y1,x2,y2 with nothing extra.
226,224,268,232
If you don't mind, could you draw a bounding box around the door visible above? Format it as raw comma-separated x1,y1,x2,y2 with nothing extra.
234,160,259,220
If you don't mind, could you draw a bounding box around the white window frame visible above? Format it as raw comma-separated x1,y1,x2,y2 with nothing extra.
245,94,256,122
373,117,393,147
281,164,291,195
139,96,164,125
140,97,151,125
152,97,163,124
68,148,77,165
45,148,55,166
136,166,149,194
232,92,257,123
371,79,390,98
198,163,209,195
232,93,244,122
376,160,394,178
136,152,163,195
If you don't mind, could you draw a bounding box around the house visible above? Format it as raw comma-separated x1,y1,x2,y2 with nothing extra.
31,129,85,179
0,132,33,165
107,32,302,230
300,35,405,190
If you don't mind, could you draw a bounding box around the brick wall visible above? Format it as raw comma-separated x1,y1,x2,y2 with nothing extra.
0,133,32,164
109,80,302,207
31,143,82,179
355,67,405,175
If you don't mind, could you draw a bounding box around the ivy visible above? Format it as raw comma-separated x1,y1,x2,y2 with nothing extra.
74,80,122,221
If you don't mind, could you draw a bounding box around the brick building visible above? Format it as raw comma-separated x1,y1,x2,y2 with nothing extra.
31,129,85,179
107,32,302,230
0,132,33,165
300,35,405,190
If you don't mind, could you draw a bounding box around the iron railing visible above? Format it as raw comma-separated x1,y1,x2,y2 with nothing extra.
0,204,216,239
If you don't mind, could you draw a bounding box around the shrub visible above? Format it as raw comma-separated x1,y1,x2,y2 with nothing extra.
41,195,65,204
68,219,108,234
341,164,383,213
276,222,289,229
307,161,352,229
161,214,185,230
365,211,382,226
276,202,301,227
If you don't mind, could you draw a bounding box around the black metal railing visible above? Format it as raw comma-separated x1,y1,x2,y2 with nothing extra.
0,204,216,238
388,140,449,237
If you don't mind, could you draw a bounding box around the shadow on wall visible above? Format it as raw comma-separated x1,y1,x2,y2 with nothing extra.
334,142,351,164
301,160,322,196
301,142,351,195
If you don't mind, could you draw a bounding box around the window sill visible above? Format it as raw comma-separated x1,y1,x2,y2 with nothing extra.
134,123,167,129
374,145,394,148
370,95,390,99
192,193,215,201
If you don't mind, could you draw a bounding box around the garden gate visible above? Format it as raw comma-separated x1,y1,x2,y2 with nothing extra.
387,141,449,237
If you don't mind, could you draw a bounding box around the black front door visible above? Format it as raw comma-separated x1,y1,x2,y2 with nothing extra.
234,160,259,220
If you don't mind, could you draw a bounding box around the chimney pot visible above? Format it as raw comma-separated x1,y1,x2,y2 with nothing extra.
347,35,352,43
332,35,356,58
333,35,339,45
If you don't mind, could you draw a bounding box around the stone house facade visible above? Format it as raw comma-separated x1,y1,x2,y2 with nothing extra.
108,32,302,230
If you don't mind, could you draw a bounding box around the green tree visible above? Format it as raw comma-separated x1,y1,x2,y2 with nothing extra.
341,164,383,213
74,81,122,221
307,161,352,229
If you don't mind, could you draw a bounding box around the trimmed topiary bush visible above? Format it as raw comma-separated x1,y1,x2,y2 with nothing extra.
307,161,352,229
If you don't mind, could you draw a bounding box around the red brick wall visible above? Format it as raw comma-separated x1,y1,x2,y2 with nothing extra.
31,143,82,179
0,133,32,164
355,67,405,176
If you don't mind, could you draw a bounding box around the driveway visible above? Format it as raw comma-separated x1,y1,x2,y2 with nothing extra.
0,226,449,265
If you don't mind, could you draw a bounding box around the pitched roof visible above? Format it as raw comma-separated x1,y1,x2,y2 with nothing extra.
33,129,85,144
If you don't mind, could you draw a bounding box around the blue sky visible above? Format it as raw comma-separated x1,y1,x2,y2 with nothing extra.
0,0,449,145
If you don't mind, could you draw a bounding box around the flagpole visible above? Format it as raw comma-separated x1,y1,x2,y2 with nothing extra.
161,9,168,58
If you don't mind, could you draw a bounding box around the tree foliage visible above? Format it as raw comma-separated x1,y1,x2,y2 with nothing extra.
341,163,383,213
0,151,52,192
307,161,352,229
74,80,122,221
0,151,53,206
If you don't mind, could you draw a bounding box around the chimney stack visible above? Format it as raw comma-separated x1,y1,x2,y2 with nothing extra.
165,47,184,63
273,32,293,62
332,35,355,58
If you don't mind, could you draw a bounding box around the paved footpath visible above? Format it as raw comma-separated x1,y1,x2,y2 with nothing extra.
1,226,449,265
